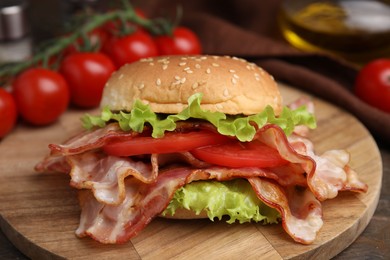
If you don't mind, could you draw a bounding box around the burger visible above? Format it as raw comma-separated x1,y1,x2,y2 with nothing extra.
36,55,367,245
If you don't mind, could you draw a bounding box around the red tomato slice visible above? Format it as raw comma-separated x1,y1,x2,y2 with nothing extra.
103,130,231,156
191,140,288,168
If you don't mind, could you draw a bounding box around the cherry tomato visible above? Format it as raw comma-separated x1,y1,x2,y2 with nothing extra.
154,27,202,55
13,68,69,125
60,52,115,108
102,8,147,35
102,30,158,68
0,88,17,138
191,140,288,168
64,28,109,55
103,130,230,156
354,59,390,113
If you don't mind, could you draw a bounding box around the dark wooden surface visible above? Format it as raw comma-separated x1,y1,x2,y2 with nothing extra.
0,145,388,259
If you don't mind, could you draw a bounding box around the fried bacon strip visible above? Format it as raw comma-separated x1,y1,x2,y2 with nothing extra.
287,134,368,200
48,123,137,156
76,167,323,244
249,178,322,244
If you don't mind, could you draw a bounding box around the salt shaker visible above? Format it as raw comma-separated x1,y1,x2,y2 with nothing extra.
0,0,32,64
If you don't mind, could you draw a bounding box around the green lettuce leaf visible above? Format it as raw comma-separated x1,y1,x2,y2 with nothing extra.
82,93,316,141
162,179,280,224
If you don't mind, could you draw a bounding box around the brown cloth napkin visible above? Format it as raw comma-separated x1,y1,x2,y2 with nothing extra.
136,0,390,146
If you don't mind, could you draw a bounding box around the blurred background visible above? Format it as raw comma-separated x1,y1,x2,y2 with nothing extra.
2,0,389,65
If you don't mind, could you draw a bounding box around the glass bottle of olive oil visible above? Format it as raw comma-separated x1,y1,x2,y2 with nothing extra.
278,0,390,65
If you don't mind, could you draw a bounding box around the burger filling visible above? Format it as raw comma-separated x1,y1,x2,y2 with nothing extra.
36,94,368,245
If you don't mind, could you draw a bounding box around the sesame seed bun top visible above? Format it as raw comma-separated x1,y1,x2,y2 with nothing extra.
100,55,282,115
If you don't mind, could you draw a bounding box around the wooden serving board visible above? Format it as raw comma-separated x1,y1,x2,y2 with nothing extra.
0,84,382,259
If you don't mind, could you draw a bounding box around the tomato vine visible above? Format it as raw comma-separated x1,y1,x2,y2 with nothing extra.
0,1,162,85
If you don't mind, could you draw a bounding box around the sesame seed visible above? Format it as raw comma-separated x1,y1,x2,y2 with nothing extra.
198,80,207,86
249,62,256,67
192,82,199,89
181,77,186,84
118,74,124,80
232,56,245,63
156,78,161,86
184,67,190,71
216,104,223,109
229,69,236,73
157,58,168,63
170,81,179,88
174,76,180,80
206,68,211,74
186,70,193,74
179,62,187,66
223,88,229,97
195,64,201,69
212,63,220,67
200,56,207,60
140,58,153,62
149,62,155,66
212,56,219,60
181,57,187,60
254,73,260,81
233,74,239,79
162,64,168,70
231,77,237,84
138,83,145,89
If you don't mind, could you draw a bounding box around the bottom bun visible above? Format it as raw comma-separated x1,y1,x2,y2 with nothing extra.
160,208,209,220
